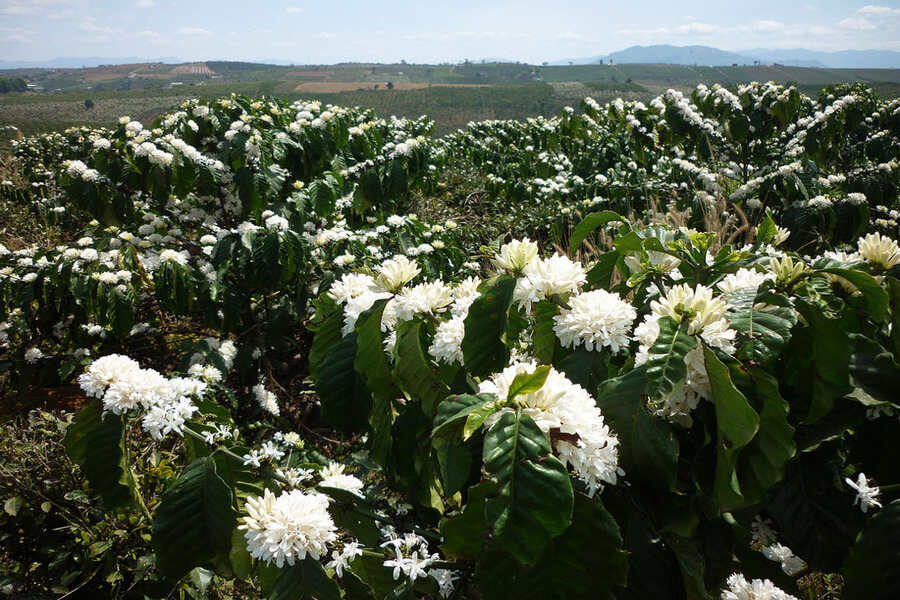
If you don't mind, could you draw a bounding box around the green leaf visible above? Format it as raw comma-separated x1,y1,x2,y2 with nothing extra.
843,500,900,600
507,365,551,401
704,347,760,509
433,393,497,438
664,534,714,600
269,557,341,600
794,298,852,422
756,211,777,245
309,304,343,380
726,288,798,366
63,400,132,509
887,277,900,355
820,267,890,323
475,494,627,600
739,369,796,503
463,403,497,440
586,251,619,291
317,333,372,431
439,482,494,558
849,334,900,407
768,461,858,570
462,275,517,377
596,366,679,492
569,210,628,254
483,411,574,564
354,299,397,467
394,319,450,416
646,317,697,399
433,436,472,496
350,554,396,599
533,301,560,363
152,457,235,581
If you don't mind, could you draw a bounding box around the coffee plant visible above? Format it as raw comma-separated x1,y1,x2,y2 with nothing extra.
1,83,899,599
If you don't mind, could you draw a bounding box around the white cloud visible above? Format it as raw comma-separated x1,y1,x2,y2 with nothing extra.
617,22,721,36
135,0,155,7
1,26,35,43
285,6,303,13
857,5,900,17
839,16,877,31
78,18,116,35
750,20,785,33
319,31,337,39
178,27,212,36
0,0,75,16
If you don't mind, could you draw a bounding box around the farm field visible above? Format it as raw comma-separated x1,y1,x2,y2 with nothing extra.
1,78,898,600
3,60,900,137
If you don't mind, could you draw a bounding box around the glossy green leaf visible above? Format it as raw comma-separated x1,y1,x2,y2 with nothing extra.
269,557,341,600
596,366,679,492
646,317,697,399
569,210,628,254
63,400,132,509
462,275,517,377
394,319,450,416
843,500,900,600
152,457,235,581
483,411,574,564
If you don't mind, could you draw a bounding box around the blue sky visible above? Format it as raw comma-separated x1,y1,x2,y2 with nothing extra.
1,0,899,63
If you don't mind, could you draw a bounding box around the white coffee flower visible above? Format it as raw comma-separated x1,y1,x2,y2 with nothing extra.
845,472,882,513
375,255,421,292
429,316,466,365
553,289,636,353
858,232,900,270
394,281,453,323
318,463,364,494
480,361,621,495
253,383,280,416
240,489,337,568
493,238,539,275
720,573,797,600
514,254,586,310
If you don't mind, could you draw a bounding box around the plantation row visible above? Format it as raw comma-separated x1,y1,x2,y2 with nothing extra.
0,82,899,599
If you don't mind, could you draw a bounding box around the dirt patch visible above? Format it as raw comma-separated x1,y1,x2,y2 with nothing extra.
171,63,215,76
292,81,492,93
1,385,87,417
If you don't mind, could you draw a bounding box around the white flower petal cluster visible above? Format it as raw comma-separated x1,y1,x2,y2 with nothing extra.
342,290,393,336
77,354,205,439
394,281,453,323
253,383,280,416
720,573,798,600
325,541,363,577
328,273,376,305
553,289,636,353
493,238,539,274
375,255,421,292
857,232,900,270
845,472,882,513
240,488,337,568
762,543,807,576
480,361,621,495
716,268,775,295
514,254,586,310
429,317,466,365
318,463,365,494
634,284,735,425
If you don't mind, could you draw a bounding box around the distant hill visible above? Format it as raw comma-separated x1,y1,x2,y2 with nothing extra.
0,57,182,70
551,45,900,69
743,48,900,69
